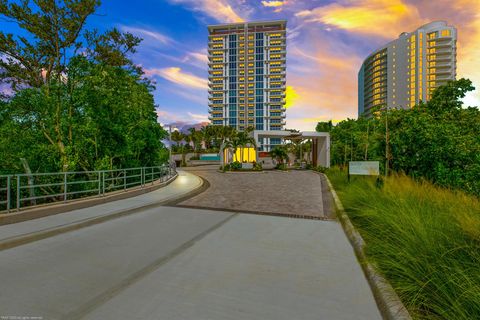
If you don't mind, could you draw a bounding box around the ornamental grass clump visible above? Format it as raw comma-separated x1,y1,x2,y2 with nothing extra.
327,167,480,319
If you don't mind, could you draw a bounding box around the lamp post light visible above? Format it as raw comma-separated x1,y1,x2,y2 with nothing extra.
378,105,390,177
168,125,172,166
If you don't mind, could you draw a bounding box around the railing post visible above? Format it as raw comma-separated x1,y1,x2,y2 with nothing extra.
102,171,105,196
124,169,126,191
7,176,10,213
141,167,144,188
64,172,67,203
98,171,101,196
16,175,20,211
151,168,154,185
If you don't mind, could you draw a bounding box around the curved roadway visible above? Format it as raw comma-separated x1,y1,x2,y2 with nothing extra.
0,167,381,320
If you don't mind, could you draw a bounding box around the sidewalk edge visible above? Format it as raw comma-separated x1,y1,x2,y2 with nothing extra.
0,174,206,251
0,174,179,226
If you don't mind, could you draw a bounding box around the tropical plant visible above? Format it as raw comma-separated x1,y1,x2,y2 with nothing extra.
270,146,288,165
230,161,241,170
170,130,184,147
186,128,202,158
234,131,256,163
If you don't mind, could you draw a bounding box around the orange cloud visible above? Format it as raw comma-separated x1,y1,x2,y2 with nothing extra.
146,67,208,90
296,0,424,38
449,0,480,107
286,32,363,130
290,0,480,127
170,0,244,23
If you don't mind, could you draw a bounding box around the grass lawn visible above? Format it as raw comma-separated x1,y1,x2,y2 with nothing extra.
327,167,480,320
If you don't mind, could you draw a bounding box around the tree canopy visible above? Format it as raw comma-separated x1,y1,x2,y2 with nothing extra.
0,0,168,174
320,79,480,196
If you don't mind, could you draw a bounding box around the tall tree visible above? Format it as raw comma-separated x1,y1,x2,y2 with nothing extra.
0,0,167,173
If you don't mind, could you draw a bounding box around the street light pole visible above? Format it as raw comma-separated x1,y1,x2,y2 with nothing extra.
384,107,389,177
169,125,173,166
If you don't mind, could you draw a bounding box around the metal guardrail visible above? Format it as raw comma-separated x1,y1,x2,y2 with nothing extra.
0,164,176,213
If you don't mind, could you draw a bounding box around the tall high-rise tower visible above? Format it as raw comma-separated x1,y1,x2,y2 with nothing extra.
358,21,457,117
208,21,287,150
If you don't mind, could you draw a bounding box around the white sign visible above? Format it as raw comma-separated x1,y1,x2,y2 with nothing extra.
349,161,380,176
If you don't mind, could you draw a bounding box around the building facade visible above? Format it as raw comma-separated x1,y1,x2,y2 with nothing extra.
208,21,287,150
358,21,457,116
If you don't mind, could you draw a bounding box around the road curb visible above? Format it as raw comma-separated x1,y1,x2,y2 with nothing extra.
323,174,412,320
0,174,206,251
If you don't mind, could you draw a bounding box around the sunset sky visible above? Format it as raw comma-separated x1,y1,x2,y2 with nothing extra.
3,0,480,130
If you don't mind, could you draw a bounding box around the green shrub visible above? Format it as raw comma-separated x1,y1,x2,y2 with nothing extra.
230,161,241,170
253,162,262,171
314,165,327,173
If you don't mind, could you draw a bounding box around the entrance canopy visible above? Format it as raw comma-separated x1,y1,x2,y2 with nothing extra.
252,130,330,168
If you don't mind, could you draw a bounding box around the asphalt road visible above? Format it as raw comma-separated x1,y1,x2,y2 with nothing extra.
0,205,381,320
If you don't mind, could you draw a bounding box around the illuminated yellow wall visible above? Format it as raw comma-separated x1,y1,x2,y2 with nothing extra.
223,147,256,163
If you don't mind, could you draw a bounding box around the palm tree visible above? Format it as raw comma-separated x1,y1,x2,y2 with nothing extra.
187,128,202,158
170,130,184,149
170,130,187,166
270,146,288,165
201,126,213,150
224,137,242,163
218,126,236,146
235,131,257,163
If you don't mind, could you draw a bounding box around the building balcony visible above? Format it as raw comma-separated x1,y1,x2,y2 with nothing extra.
435,74,455,81
208,47,227,52
267,71,286,76
208,116,224,121
364,64,387,74
208,94,226,99
208,60,226,65
208,83,224,89
434,48,454,55
428,41,453,49
208,102,227,107
208,88,226,93
266,43,286,47
432,61,453,68
208,71,226,77
267,50,286,55
433,55,454,63
431,68,453,75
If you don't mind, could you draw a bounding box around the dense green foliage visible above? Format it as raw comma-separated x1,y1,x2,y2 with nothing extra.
321,79,480,196
327,168,480,319
0,0,167,174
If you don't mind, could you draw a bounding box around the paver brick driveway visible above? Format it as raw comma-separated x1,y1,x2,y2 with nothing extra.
179,166,334,219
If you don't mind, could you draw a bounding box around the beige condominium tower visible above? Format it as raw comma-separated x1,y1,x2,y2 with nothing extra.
208,20,286,150
358,21,457,116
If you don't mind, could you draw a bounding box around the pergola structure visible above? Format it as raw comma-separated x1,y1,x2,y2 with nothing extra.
252,130,331,167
